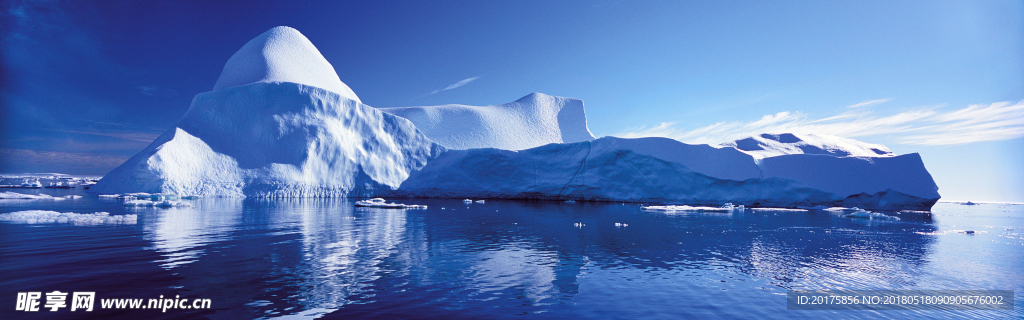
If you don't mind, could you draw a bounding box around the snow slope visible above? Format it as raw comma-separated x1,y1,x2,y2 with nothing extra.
720,133,894,159
379,92,595,150
212,26,361,103
93,26,442,197
395,136,939,210
92,82,443,197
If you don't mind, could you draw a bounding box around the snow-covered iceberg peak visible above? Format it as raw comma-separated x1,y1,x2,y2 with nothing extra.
379,92,595,150
212,26,361,103
720,133,894,159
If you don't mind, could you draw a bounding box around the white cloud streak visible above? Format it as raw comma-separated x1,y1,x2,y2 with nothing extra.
847,98,892,108
615,100,1024,146
428,76,480,95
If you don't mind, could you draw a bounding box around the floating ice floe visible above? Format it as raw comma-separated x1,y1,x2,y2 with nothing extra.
124,200,193,208
122,193,181,201
642,204,738,212
463,199,473,204
0,192,82,200
749,207,808,212
0,210,137,225
915,230,976,236
475,200,485,204
824,207,860,212
354,198,427,209
842,209,900,221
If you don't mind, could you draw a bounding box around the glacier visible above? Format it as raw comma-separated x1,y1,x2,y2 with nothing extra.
92,26,940,210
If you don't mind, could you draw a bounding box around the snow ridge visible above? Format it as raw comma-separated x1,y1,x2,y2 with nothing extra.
720,133,894,159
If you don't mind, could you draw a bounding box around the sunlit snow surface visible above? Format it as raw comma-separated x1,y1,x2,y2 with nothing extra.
719,132,894,159
212,26,360,103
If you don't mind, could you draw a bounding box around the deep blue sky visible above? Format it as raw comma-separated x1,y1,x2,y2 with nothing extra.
2,0,1022,202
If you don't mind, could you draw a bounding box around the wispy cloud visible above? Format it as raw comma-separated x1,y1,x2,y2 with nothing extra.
615,100,1024,146
428,76,481,95
138,86,158,96
847,98,891,108
51,128,161,143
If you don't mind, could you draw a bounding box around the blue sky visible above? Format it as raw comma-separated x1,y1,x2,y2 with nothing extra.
2,0,1022,202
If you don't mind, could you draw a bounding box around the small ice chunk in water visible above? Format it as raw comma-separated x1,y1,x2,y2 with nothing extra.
843,209,899,221
0,210,137,225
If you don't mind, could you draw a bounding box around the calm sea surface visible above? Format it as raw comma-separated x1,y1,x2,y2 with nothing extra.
1,188,1021,319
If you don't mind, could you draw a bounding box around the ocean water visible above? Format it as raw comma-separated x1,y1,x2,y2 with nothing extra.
1,189,1021,319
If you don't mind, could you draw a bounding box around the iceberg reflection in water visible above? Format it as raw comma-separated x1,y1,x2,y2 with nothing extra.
1,196,1021,319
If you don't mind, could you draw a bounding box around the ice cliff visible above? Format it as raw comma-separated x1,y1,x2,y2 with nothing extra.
393,136,939,210
93,26,939,210
379,92,595,150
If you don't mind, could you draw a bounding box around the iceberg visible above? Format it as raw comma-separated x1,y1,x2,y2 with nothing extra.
92,26,940,210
